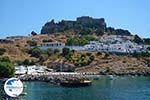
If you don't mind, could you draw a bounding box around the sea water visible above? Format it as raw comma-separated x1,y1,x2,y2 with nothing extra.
21,76,150,100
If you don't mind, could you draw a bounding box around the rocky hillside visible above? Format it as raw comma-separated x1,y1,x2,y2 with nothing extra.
0,43,30,61
1,34,150,75
76,53,150,75
0,34,68,62
0,16,150,75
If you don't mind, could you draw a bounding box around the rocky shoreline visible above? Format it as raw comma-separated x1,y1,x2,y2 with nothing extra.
17,71,150,84
98,69,150,76
17,73,90,85
1,71,150,87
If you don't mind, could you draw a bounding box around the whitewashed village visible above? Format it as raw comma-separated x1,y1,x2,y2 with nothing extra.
13,34,150,76
39,35,149,53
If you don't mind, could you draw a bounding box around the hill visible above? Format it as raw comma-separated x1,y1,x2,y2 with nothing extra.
41,16,132,36
0,43,30,62
1,16,150,75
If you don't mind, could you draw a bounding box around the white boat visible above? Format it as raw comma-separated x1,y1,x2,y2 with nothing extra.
108,75,114,80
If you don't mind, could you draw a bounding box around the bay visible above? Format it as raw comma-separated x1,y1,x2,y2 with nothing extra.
22,76,150,100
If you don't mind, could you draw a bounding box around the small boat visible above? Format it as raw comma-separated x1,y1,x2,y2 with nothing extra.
23,84,27,88
93,77,99,80
21,92,27,96
108,75,114,80
60,80,92,87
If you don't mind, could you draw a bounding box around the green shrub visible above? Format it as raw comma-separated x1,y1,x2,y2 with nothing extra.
0,48,6,55
133,35,143,44
96,52,102,56
27,40,37,46
30,59,36,65
122,61,127,63
132,52,150,57
103,52,109,59
39,54,48,62
89,55,95,61
66,35,96,46
29,47,42,58
15,60,23,66
47,48,53,56
23,59,30,65
0,57,14,78
16,59,36,66
86,52,92,56
54,49,60,54
62,47,70,57
0,56,10,63
31,31,37,36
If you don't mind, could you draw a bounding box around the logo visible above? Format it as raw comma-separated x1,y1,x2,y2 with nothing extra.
4,78,23,97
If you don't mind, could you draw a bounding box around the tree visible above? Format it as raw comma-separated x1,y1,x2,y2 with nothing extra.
133,35,143,44
30,59,36,65
15,60,23,66
147,47,150,51
0,57,14,78
31,31,37,36
86,52,92,56
47,48,53,56
66,38,76,46
95,28,104,36
106,27,115,33
0,48,6,55
23,59,30,65
103,52,109,59
16,59,36,66
62,47,70,57
115,29,131,36
96,52,102,56
78,28,91,35
143,38,150,45
39,54,48,62
132,51,150,58
27,40,37,46
83,35,97,41
29,47,42,58
78,38,88,46
89,55,95,61
54,49,60,54
0,56,11,62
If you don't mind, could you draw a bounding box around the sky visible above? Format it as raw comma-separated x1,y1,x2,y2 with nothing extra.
0,0,150,38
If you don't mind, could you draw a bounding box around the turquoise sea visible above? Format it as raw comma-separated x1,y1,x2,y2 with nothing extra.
21,76,150,100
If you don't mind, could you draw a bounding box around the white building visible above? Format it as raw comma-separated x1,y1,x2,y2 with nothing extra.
84,41,103,51
84,40,145,53
27,65,46,75
40,42,65,50
30,35,147,53
40,41,85,51
15,66,27,75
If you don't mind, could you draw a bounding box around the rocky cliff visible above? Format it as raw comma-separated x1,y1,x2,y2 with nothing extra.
41,16,132,36
41,16,106,35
